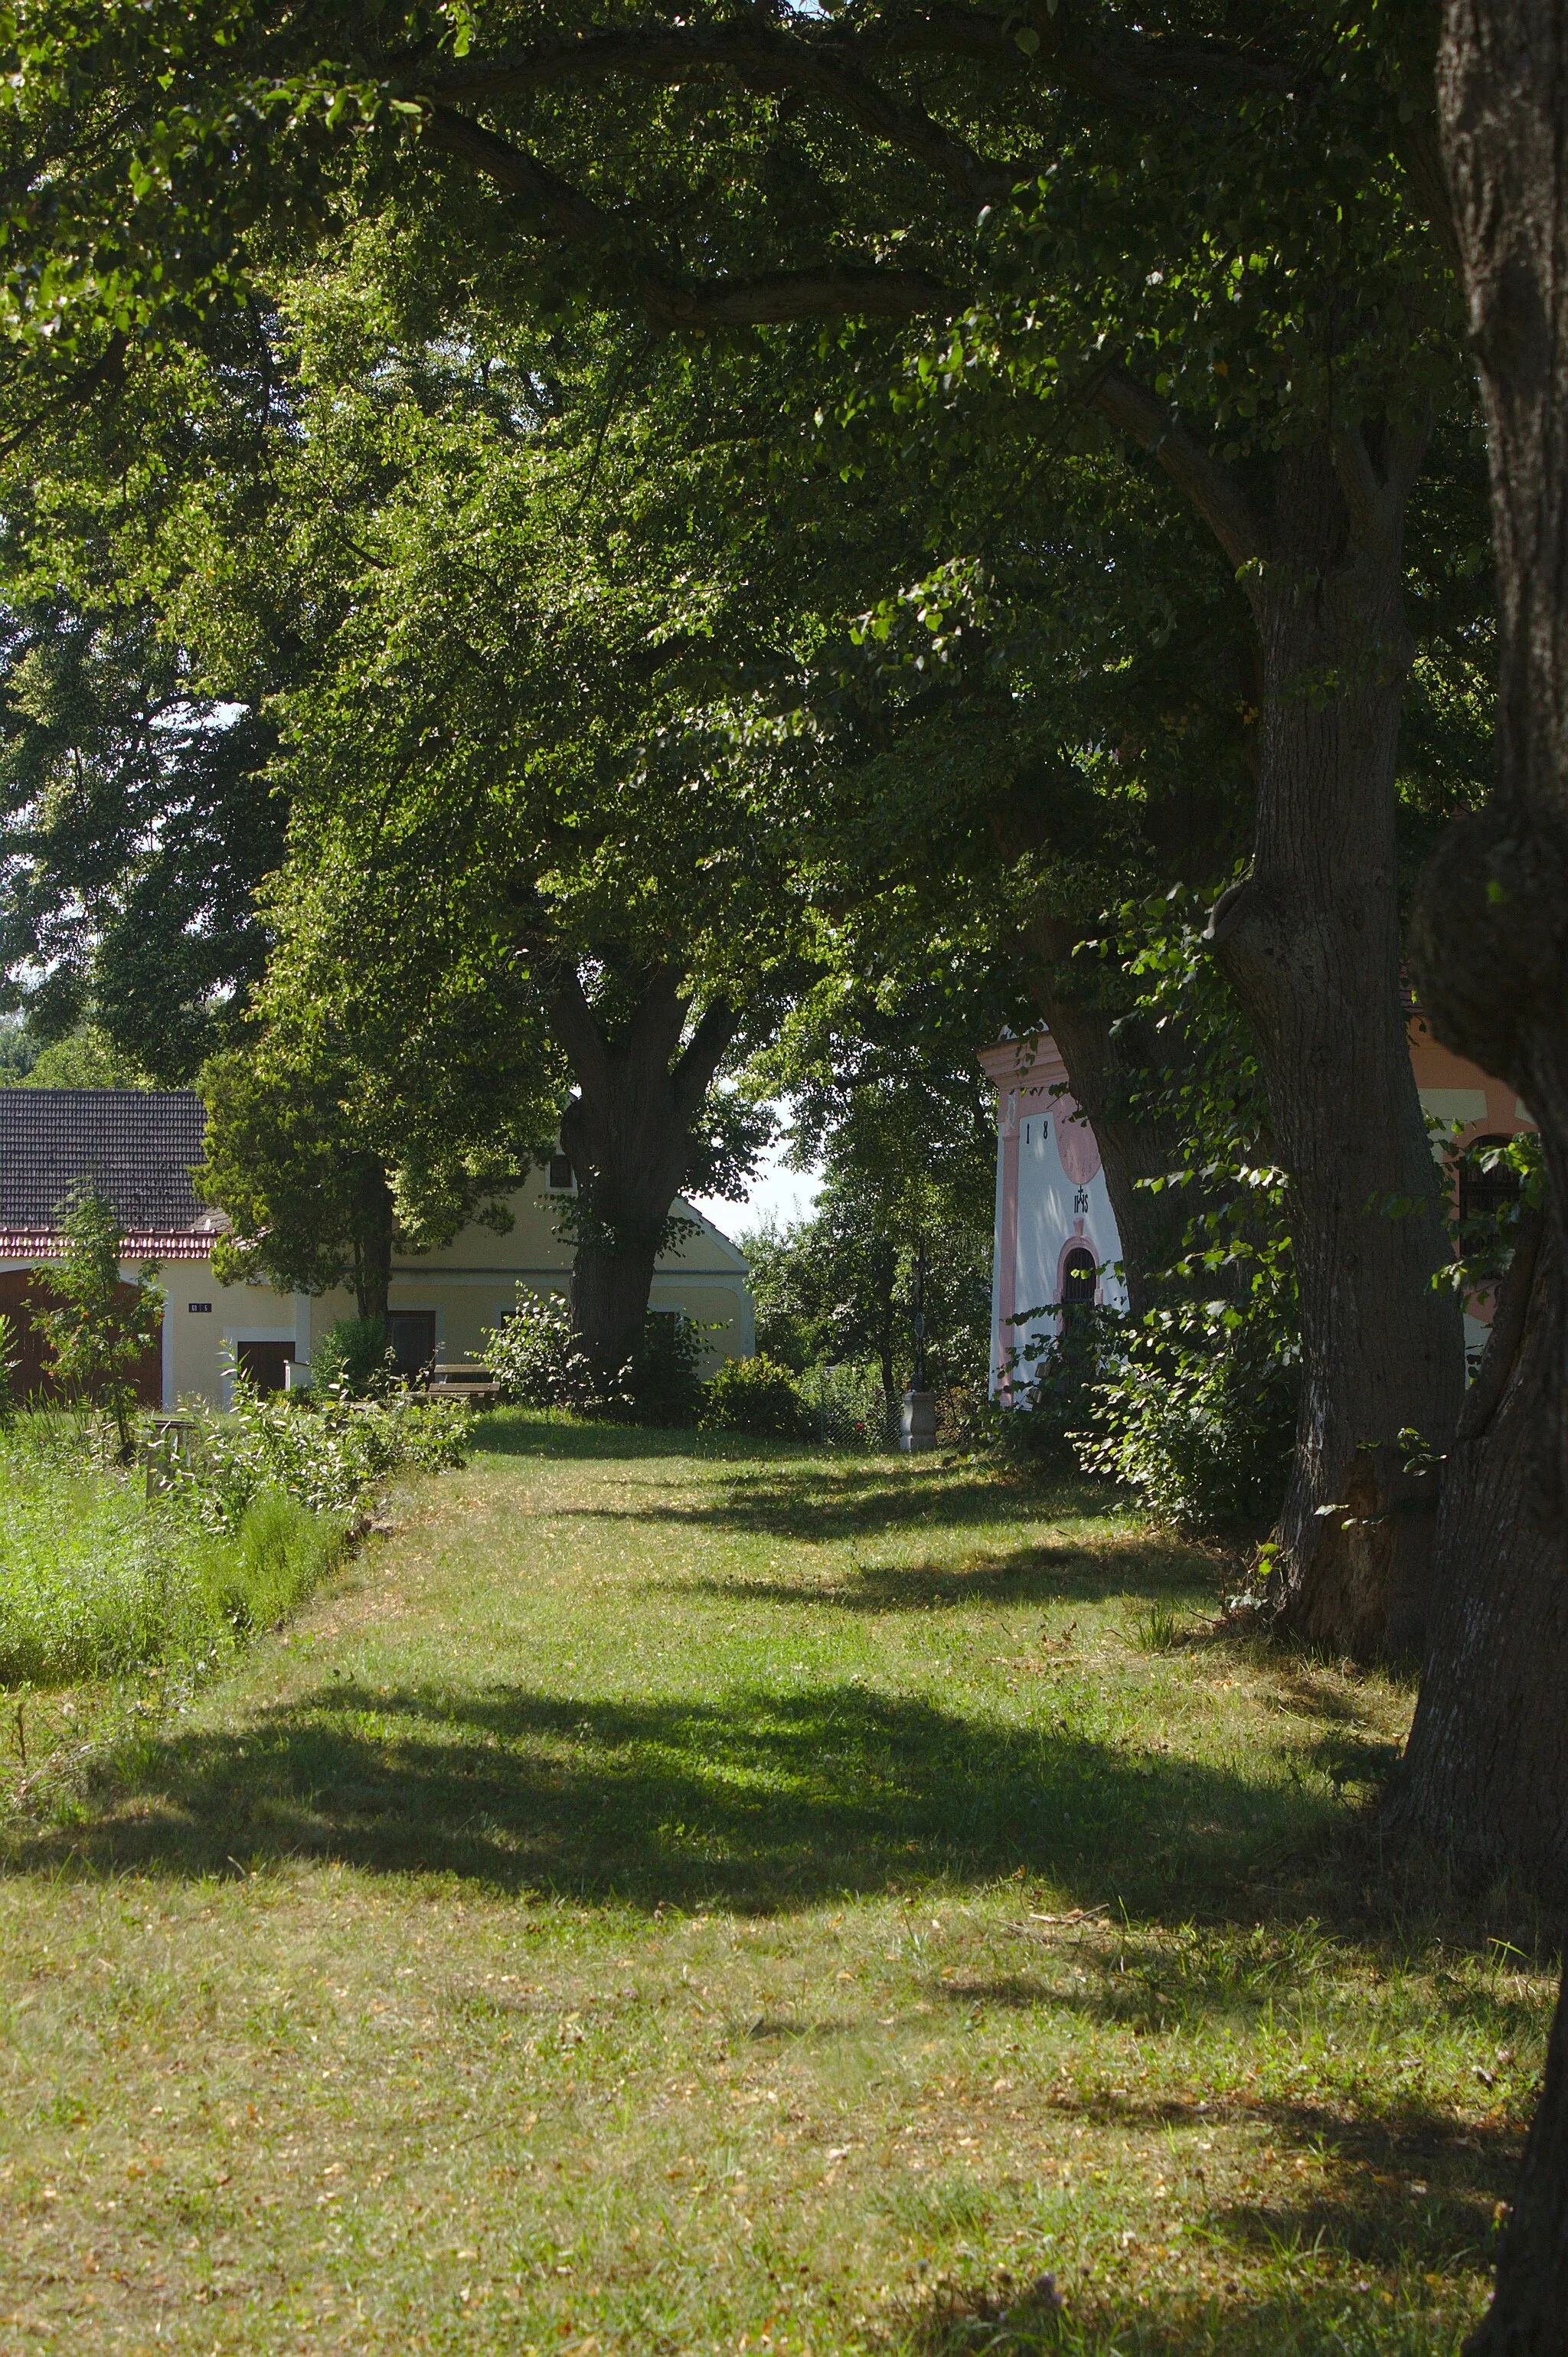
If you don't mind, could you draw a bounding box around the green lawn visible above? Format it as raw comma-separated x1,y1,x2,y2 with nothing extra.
0,1415,1548,2354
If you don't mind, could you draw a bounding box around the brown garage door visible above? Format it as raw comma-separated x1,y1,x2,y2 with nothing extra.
0,1268,164,1407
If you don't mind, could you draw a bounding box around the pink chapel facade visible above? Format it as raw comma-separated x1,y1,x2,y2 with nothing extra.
981,1017,1537,1394
979,1036,1131,1394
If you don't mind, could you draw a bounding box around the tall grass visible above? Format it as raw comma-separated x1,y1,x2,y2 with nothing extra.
0,1447,342,1685
0,1382,469,1688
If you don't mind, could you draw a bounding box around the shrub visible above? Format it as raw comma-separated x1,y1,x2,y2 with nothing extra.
168,1362,472,1530
487,1295,707,1426
310,1316,396,1398
1075,1306,1298,1540
485,1291,592,1407
799,1360,897,1450
628,1311,704,1427
30,1190,164,1458
991,1307,1122,1469
699,1354,814,1440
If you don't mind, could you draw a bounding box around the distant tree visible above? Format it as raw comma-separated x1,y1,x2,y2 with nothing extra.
0,593,283,1081
746,1173,990,1401
0,1015,35,1082
11,1024,151,1090
32,1190,163,1458
199,874,563,1324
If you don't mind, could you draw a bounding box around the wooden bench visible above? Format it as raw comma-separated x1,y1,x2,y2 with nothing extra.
420,1364,502,1408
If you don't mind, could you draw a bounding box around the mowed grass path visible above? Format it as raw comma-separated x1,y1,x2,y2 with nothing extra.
0,1417,1550,2355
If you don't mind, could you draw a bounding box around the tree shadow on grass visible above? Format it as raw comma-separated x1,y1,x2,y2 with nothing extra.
565,1460,1155,1548
472,1411,789,1463
878,2265,1485,2355
674,1538,1204,1614
869,2076,1508,2352
7,1679,1335,1917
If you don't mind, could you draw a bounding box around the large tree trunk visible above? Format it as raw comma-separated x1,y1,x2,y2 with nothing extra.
1404,4,1568,2342
1211,441,1465,1660
1470,1972,1568,2355
1097,384,1467,1661
1383,1211,1568,1891
567,1239,661,1388
549,964,739,1387
351,1168,395,1325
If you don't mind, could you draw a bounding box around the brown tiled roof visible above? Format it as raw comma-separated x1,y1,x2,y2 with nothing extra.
0,1228,217,1263
0,1089,214,1236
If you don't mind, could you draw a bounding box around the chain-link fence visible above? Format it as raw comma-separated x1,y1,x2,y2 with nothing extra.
805,1362,900,1450
802,1365,986,1452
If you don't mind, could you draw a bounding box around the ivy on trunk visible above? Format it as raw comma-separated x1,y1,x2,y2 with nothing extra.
1405,0,1568,2341
1384,1211,1568,1894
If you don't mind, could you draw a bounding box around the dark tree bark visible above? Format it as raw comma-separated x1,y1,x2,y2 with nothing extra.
549,965,739,1384
1209,439,1465,1659
350,1169,395,1326
1472,1974,1568,2355
1096,387,1467,1661
1383,1211,1568,1891
1402,4,1568,2343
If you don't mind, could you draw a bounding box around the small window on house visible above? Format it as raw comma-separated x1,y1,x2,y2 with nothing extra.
1458,1135,1521,1226
547,1152,574,1192
1061,1247,1098,1306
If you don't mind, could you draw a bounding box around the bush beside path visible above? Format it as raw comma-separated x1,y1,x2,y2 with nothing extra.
0,1414,1544,2353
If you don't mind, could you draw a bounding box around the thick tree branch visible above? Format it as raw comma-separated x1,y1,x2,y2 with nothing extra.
1087,370,1267,571
1395,110,1463,276
420,104,952,329
875,8,1298,103
421,10,1298,132
421,104,617,240
428,26,1024,205
1328,411,1432,557
620,964,691,1074
669,997,742,1132
544,964,614,1103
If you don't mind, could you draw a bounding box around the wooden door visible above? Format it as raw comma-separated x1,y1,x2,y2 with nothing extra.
386,1311,436,1379
237,1339,293,1394
0,1267,164,1407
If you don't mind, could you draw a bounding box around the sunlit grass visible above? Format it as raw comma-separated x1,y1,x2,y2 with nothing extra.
0,1410,1543,2352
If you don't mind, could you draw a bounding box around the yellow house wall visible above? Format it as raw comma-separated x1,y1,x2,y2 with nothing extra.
162,1269,311,1407
100,1181,753,1407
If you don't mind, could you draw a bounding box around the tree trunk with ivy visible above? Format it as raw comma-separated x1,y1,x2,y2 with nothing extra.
1383,1210,1568,1893
550,966,738,1387
1400,2,1568,2342
1092,389,1467,1661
